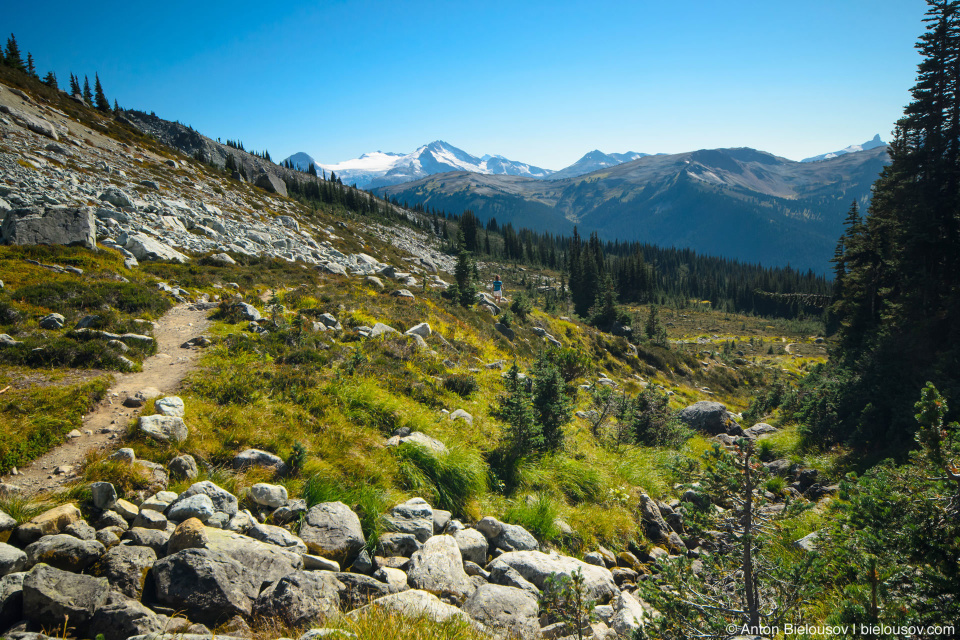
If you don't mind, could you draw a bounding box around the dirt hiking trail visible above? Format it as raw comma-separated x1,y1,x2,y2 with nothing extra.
3,303,212,496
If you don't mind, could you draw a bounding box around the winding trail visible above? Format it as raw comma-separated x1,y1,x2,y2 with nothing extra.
2,303,212,496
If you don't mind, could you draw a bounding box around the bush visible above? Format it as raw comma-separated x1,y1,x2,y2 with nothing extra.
13,280,171,316
443,373,478,398
511,292,533,322
394,442,486,516
546,346,591,383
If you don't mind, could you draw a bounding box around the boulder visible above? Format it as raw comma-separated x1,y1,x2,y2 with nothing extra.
91,482,118,511
676,401,743,436
452,527,488,566
404,322,431,338
170,481,238,516
348,589,478,628
449,409,473,425
609,589,652,636
114,499,139,520
478,517,538,552
233,302,261,322
299,502,366,567
0,572,25,631
0,509,15,543
463,584,541,640
487,563,540,599
383,498,433,543
254,172,288,197
18,504,82,543
121,528,171,555
124,233,189,263
155,396,185,418
99,188,134,208
335,572,391,610
167,518,209,554
24,534,105,572
151,548,254,624
488,551,618,603
640,494,685,552
22,563,110,634
406,535,474,600
93,545,157,599
433,509,451,534
38,313,65,330
88,593,164,640
138,415,188,443
369,322,398,338
246,523,307,554
232,448,284,472
1,206,95,250
248,482,288,508
131,509,168,530
373,567,409,594
0,542,27,576
385,431,448,455
167,494,216,523
0,105,59,140
253,571,342,627
302,554,340,572
375,533,422,558
168,454,198,481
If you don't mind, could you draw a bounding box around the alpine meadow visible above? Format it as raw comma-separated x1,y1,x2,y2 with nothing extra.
0,2,958,640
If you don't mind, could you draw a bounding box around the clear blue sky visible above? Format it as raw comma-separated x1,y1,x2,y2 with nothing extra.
5,0,929,169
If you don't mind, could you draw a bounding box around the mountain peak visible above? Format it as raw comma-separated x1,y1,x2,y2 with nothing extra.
801,135,887,163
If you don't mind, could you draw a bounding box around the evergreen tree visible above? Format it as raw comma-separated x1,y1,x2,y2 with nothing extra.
69,73,80,96
42,71,58,90
453,231,477,307
113,99,120,114
94,73,110,111
308,163,317,177
82,75,92,103
790,0,960,449
26,52,36,77
531,353,573,452
4,34,25,71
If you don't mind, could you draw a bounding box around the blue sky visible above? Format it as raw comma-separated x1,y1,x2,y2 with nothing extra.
5,0,929,169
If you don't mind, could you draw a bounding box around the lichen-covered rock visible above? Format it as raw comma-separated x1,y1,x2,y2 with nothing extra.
382,498,433,543
676,401,743,436
22,563,110,635
1,206,95,250
0,571,26,631
93,545,157,599
88,592,164,640
24,534,105,572
253,570,342,627
138,415,188,443
406,535,474,600
453,528,489,566
169,481,238,516
151,548,254,624
298,502,366,567
488,550,618,603
0,542,27,576
463,584,541,640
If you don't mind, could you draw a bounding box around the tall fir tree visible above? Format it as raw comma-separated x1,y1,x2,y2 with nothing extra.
26,52,36,77
82,76,93,103
69,73,81,96
93,73,110,111
4,34,25,71
42,71,58,90
793,0,960,449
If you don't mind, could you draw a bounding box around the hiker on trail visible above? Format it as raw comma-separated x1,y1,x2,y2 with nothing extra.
493,274,503,303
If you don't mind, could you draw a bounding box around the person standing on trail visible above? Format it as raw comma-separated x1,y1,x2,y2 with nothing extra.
493,274,503,303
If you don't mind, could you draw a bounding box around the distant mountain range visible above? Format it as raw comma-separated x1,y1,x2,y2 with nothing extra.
376,145,891,273
801,134,887,162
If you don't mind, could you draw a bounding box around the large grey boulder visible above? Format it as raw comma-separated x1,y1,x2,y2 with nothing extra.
0,105,59,140
122,528,170,555
92,545,157,599
99,188,134,208
298,502,366,567
151,548,253,624
375,533,422,558
203,527,303,586
22,563,110,634
639,494,685,552
91,482,118,511
248,483,288,508
0,508,15,543
168,454,198,481
488,550,618,603
155,396,185,418
0,572,26,631
369,322,398,338
39,313,65,330
170,481,238,516
166,494,216,523
477,516,538,552
254,172,288,197
383,498,434,543
24,534,105,572
452,528,488,566
233,303,261,322
609,589,653,637
1,206,95,250
0,542,27,576
88,593,163,640
676,401,743,436
253,571,342,627
124,233,189,263
138,415,188,443
463,584,541,640
385,431,448,455
406,535,474,600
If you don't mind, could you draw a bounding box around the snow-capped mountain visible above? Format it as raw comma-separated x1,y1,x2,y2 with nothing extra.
548,150,650,180
801,134,887,163
284,152,319,171
284,141,553,190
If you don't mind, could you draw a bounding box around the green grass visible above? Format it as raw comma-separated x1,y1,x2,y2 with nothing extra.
503,493,562,542
0,376,112,474
394,442,487,517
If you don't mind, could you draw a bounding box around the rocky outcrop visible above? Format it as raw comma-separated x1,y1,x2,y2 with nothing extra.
677,401,743,436
253,570,341,627
1,206,95,250
298,502,366,567
488,550,618,603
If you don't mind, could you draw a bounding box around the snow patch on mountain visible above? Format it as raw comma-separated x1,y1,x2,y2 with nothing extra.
801,134,887,163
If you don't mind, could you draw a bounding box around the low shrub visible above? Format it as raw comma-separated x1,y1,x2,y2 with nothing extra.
442,373,478,398
394,442,486,516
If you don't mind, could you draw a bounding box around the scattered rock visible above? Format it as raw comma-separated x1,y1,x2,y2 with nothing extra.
253,570,342,627
138,415,188,443
406,535,474,600
298,502,366,567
